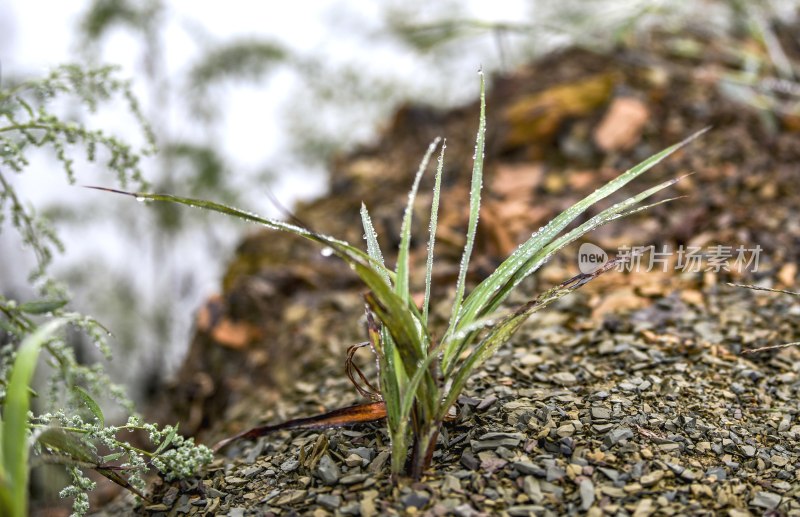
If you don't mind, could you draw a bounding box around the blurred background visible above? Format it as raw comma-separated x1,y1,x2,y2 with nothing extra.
2,0,798,406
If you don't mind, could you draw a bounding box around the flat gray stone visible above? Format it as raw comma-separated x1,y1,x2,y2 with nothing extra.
751,491,781,510
604,427,634,447
579,479,595,510
316,454,339,485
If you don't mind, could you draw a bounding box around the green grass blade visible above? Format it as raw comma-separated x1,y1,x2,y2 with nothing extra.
91,186,430,379
423,140,446,324
360,203,390,286
88,187,405,299
445,128,707,362
364,291,427,379
444,176,688,371
447,71,486,332
396,137,441,301
73,386,105,427
493,176,687,307
441,259,620,418
1,320,65,517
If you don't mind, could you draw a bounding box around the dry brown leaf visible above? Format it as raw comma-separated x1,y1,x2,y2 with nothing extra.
503,73,615,148
490,163,543,198
211,319,261,349
593,97,650,152
777,262,797,287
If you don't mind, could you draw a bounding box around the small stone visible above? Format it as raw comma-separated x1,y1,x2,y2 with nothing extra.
241,466,263,478
224,476,247,487
360,496,377,517
162,486,180,506
601,486,625,498
345,453,364,467
579,479,595,510
771,455,789,467
461,450,479,470
349,447,375,461
556,423,575,437
523,476,543,503
520,353,543,366
442,474,461,493
513,461,546,477
751,491,781,510
632,498,654,517
618,381,637,391
280,458,299,472
273,490,306,506
317,494,342,510
705,466,727,481
591,406,611,420
604,427,633,447
453,503,479,517
598,467,619,481
205,488,227,498
368,450,390,472
508,505,544,516
546,465,565,481
624,483,642,493
471,432,524,451
316,454,339,485
551,372,577,386
696,441,712,452
640,471,664,486
401,490,430,510
680,469,700,481
477,394,498,410
691,484,713,498
740,445,756,457
339,473,368,485
593,423,614,433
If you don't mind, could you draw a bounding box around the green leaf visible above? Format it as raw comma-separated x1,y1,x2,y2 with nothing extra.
37,427,99,464
153,425,178,455
0,320,65,517
360,204,390,286
442,127,707,371
423,139,446,324
17,299,68,315
102,452,125,463
441,259,622,418
444,177,687,369
396,137,441,301
73,386,105,427
447,71,487,333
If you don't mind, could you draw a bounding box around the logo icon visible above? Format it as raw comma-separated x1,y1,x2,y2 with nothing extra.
578,242,608,274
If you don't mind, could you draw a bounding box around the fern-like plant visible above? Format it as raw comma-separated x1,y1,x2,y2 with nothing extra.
97,72,705,478
0,64,211,516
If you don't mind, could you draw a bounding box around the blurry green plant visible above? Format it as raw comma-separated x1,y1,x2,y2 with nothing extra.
100,73,704,479
0,65,210,516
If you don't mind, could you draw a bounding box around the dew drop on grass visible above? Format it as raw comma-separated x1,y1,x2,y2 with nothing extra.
135,196,147,203
320,246,334,257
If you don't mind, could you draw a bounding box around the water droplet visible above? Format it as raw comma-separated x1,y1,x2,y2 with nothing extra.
320,247,334,257
135,196,147,203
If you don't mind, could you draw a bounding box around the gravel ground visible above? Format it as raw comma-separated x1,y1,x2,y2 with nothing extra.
102,283,800,516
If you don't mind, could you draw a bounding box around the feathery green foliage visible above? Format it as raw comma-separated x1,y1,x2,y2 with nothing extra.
102,72,704,478
0,64,210,515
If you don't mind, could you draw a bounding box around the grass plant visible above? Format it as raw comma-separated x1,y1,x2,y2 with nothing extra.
97,72,705,478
